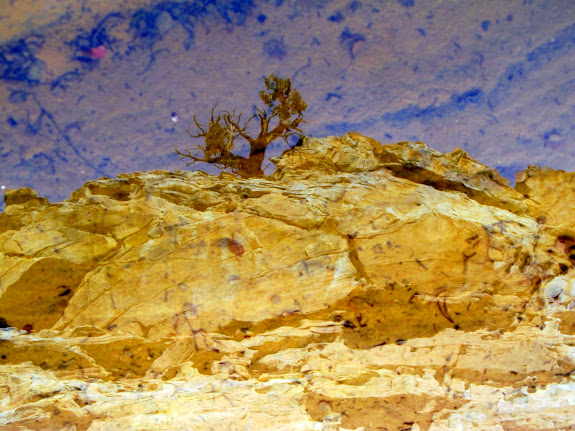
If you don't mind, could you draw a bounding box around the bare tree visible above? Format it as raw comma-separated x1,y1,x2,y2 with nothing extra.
175,74,307,177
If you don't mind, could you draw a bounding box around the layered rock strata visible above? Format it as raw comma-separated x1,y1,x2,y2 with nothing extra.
0,133,574,430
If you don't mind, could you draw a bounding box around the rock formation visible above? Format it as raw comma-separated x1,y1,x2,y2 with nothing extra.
0,133,574,430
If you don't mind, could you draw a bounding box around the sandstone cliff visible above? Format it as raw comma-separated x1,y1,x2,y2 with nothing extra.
0,133,574,430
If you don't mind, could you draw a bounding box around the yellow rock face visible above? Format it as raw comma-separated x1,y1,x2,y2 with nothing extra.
1,134,574,431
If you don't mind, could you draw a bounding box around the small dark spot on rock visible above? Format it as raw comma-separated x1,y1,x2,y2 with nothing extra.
58,288,72,296
343,320,356,329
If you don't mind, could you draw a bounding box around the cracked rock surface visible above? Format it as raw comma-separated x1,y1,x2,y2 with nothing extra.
1,133,574,430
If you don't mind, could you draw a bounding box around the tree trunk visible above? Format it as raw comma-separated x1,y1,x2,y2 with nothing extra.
240,142,266,177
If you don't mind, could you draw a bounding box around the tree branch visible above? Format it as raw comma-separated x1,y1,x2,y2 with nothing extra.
175,74,307,178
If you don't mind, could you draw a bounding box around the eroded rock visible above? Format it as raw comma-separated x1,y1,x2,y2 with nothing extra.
1,134,574,430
